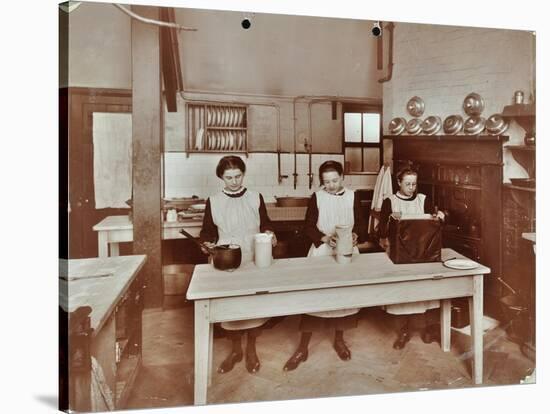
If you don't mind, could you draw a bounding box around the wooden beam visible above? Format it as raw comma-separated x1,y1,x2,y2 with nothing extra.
131,5,163,308
160,7,183,112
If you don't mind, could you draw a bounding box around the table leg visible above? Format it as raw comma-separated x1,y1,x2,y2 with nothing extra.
194,300,210,405
98,232,109,258
440,299,451,352
208,323,214,386
469,275,484,384
110,242,120,257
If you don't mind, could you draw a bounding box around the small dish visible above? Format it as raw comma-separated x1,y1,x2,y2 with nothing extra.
389,117,407,135
407,96,425,117
406,118,423,135
486,113,509,135
443,115,464,135
195,128,204,150
191,203,206,211
421,116,442,135
207,108,213,126
463,93,485,116
464,116,486,135
443,258,479,270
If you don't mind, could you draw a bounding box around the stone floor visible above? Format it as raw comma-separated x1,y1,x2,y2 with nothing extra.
126,298,535,410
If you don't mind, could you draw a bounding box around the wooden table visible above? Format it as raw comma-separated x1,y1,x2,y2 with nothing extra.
60,255,147,411
187,248,490,405
93,210,302,258
93,215,202,257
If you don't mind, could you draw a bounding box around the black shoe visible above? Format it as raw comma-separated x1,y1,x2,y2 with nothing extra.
421,324,441,344
218,351,243,373
333,339,351,361
393,331,411,350
245,349,260,374
283,349,308,371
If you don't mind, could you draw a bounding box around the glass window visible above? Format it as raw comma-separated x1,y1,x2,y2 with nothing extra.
363,113,380,143
342,105,382,174
344,113,362,143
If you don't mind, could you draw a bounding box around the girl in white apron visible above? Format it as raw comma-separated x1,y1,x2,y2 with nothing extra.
200,156,277,374
378,168,445,349
283,160,366,371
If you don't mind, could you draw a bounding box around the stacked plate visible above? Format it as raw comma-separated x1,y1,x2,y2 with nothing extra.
421,116,442,135
464,116,486,135
406,118,423,135
485,114,509,135
443,115,464,135
388,117,407,135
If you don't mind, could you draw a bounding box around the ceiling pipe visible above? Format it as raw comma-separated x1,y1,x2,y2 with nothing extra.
113,4,198,31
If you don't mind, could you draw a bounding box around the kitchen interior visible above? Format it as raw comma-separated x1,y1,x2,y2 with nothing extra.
59,1,537,412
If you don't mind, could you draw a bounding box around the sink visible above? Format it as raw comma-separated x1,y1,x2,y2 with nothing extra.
275,196,310,207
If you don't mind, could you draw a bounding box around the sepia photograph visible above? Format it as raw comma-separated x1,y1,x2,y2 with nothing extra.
51,0,542,412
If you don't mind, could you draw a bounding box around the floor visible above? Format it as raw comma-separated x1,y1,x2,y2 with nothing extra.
127,297,535,410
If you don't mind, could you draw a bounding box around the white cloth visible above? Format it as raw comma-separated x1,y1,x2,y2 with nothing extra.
369,166,393,234
209,190,269,330
92,113,132,209
383,192,440,315
307,189,360,318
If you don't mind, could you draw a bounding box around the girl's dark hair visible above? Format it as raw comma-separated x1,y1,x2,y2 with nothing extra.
216,156,246,178
319,160,344,181
396,168,418,182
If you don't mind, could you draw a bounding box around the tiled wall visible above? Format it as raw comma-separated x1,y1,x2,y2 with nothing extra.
164,153,377,202
383,23,535,181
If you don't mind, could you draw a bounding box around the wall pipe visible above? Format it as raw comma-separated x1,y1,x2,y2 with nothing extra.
378,22,395,83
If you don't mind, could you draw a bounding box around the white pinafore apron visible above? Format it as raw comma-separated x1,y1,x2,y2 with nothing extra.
210,189,269,330
384,193,440,315
307,189,360,318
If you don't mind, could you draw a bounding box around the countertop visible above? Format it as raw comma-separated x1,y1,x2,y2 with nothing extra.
94,207,307,233
187,248,489,300
93,215,202,231
59,255,147,335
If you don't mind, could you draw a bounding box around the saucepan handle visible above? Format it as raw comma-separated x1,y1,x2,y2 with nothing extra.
179,228,212,254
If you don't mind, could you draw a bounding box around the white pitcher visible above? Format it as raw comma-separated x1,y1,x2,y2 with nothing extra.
335,224,353,264
254,233,273,268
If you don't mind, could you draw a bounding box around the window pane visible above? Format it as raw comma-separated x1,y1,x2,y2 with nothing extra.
363,147,380,173
345,147,362,172
344,113,362,143
362,113,380,143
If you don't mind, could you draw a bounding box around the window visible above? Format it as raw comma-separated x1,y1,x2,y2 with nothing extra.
342,104,382,174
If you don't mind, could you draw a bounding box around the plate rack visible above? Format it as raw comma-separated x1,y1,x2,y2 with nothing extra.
186,102,248,157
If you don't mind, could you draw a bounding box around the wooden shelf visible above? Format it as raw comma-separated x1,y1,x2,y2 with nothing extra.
384,134,509,142
506,145,535,151
186,102,248,155
505,145,535,178
502,103,535,118
504,183,536,193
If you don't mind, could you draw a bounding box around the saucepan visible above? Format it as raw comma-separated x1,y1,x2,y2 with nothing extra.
179,228,242,271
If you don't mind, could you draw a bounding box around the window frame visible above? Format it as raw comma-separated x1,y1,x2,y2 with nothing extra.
341,103,383,174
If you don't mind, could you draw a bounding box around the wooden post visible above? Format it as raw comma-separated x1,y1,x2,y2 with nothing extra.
131,5,164,308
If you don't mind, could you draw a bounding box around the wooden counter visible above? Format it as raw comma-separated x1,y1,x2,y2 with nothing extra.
93,215,202,257
93,210,308,258
60,255,147,411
